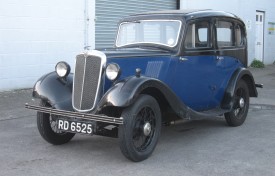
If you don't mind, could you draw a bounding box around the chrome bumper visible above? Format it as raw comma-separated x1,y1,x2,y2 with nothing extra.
25,104,123,125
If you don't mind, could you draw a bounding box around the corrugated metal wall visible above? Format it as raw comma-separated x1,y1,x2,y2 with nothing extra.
95,0,177,49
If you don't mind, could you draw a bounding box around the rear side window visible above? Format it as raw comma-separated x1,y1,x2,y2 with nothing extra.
235,24,244,46
216,21,234,47
184,21,210,49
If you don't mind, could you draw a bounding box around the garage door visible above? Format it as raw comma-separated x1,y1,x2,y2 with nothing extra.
95,0,178,49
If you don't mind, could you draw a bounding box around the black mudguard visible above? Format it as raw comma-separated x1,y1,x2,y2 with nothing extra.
97,76,182,107
32,72,73,111
221,68,258,110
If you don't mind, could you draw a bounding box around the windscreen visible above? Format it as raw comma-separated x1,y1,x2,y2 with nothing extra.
116,20,182,48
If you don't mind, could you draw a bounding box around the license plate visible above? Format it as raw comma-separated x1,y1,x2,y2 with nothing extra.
57,119,93,135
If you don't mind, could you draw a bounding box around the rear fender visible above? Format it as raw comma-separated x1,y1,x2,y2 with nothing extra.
32,72,73,111
221,68,257,110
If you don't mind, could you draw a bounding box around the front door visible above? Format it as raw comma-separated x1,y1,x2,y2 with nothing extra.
255,11,265,61
172,20,217,111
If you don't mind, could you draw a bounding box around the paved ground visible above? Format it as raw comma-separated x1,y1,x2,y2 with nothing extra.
0,65,275,176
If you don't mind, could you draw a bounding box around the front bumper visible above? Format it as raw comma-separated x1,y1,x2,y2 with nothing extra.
25,104,124,125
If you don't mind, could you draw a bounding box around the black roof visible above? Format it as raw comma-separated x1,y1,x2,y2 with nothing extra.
133,9,210,15
126,9,240,21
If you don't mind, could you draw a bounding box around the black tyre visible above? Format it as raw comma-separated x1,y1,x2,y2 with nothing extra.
225,79,250,127
37,100,75,145
118,95,161,162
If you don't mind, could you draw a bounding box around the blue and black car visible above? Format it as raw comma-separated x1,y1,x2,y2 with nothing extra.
26,10,261,162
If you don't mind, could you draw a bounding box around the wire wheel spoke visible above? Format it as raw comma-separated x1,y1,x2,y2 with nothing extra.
49,115,64,134
233,87,247,118
234,108,240,116
132,107,155,152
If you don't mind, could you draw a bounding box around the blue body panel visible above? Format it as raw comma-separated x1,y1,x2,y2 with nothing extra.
104,56,175,93
171,55,242,110
104,55,242,111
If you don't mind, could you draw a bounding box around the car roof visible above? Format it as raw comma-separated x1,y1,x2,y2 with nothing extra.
133,9,209,15
128,9,240,21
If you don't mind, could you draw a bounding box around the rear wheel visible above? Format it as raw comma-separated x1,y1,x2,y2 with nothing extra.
37,100,75,145
225,80,250,127
118,95,161,162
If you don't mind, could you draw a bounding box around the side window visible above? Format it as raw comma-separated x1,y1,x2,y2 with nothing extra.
216,21,234,47
235,24,244,46
184,21,210,49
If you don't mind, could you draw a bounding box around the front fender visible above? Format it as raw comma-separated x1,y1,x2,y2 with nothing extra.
33,72,73,111
97,76,190,116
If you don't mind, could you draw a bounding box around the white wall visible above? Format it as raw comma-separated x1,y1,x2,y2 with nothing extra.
180,0,275,65
0,0,95,91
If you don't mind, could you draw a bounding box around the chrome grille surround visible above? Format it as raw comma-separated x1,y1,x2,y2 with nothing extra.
72,50,106,112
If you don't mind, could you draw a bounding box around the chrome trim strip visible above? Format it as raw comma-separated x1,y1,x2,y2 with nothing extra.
115,20,183,48
72,50,107,112
25,104,123,125
80,56,87,110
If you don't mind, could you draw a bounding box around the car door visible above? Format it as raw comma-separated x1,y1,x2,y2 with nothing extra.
171,19,218,111
211,19,246,108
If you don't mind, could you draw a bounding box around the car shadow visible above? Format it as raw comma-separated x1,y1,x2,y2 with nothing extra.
53,117,228,162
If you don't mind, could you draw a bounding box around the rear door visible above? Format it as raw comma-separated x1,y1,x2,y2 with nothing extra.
172,18,245,111
212,19,245,108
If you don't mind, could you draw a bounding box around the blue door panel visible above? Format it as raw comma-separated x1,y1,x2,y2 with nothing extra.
209,56,243,107
171,55,217,111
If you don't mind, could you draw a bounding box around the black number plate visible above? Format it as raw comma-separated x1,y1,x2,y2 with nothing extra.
57,119,93,135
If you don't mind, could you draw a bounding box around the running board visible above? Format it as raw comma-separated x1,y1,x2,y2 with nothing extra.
187,107,229,120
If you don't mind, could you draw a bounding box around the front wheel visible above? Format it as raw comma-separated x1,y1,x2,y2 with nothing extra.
37,100,75,145
225,80,250,127
118,95,161,162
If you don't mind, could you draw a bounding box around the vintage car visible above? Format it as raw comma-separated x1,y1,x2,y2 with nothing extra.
26,10,261,162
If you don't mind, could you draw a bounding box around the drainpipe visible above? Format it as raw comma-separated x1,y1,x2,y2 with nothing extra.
177,0,180,10
84,0,90,50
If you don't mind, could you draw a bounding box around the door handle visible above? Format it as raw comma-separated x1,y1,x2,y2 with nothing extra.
179,57,188,61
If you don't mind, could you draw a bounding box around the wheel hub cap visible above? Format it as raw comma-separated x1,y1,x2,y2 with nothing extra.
143,122,151,136
239,98,245,108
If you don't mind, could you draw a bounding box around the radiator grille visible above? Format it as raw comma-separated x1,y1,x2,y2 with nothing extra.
73,54,103,111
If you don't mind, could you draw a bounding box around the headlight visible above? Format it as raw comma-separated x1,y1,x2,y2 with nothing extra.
55,61,71,78
106,63,120,81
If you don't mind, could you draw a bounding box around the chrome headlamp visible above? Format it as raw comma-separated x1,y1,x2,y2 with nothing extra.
106,63,120,81
55,61,71,78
